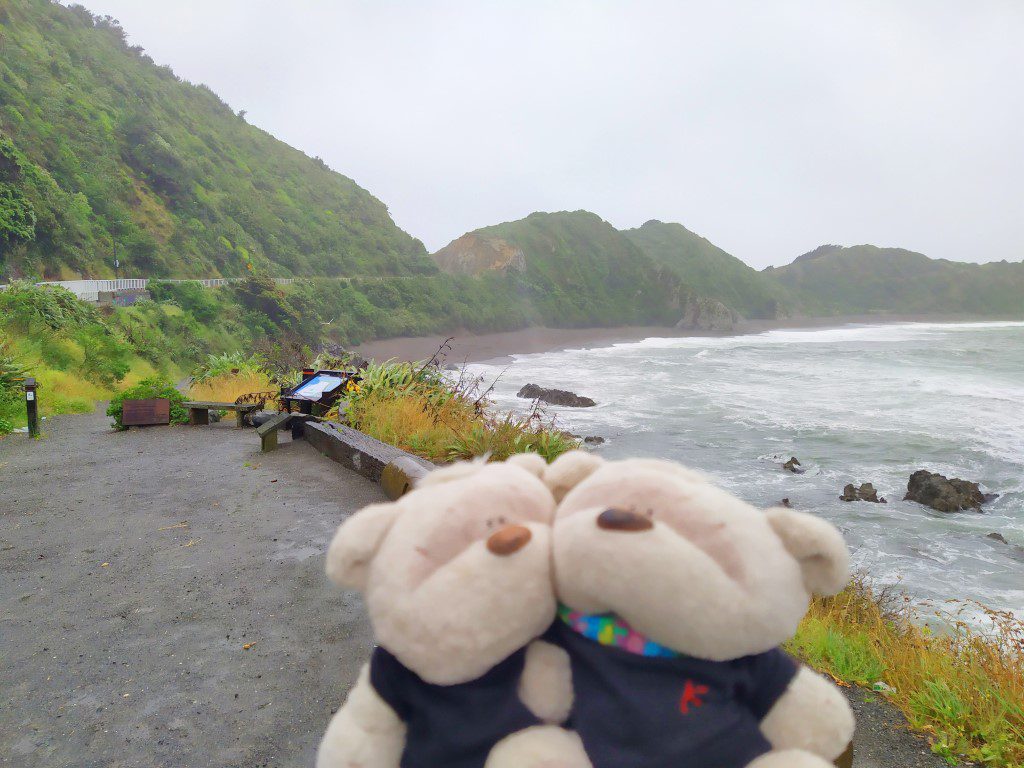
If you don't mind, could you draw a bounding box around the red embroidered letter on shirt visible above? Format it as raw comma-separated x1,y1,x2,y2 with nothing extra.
679,680,710,714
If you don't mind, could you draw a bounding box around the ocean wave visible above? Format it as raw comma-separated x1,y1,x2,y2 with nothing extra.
487,321,1024,614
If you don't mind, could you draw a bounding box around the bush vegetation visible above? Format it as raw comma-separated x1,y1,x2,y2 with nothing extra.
106,376,188,430
788,574,1024,767
0,283,207,429
339,358,579,464
0,339,25,434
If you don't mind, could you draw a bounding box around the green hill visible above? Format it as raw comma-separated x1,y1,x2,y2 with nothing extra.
623,220,794,319
432,211,690,327
0,0,430,280
766,244,1024,316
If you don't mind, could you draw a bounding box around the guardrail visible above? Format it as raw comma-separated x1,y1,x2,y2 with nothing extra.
0,277,301,302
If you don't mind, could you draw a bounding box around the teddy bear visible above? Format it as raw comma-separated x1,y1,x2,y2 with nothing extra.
316,454,592,768
542,451,855,768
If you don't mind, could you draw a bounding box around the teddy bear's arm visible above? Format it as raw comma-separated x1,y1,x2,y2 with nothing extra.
759,667,854,761
317,664,407,768
517,640,575,724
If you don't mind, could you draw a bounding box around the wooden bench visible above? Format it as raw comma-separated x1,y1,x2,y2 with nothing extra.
255,412,314,452
183,401,260,428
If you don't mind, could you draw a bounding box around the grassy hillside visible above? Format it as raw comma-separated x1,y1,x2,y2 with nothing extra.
0,274,537,434
767,245,1024,316
623,220,794,319
434,211,689,327
0,0,430,280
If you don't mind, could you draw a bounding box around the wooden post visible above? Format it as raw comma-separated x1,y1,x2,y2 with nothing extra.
24,377,39,438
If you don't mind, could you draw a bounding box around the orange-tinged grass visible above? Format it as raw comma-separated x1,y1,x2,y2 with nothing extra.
187,371,276,404
788,574,1024,766
344,390,476,461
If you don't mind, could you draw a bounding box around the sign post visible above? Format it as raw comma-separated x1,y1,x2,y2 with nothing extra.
24,377,38,438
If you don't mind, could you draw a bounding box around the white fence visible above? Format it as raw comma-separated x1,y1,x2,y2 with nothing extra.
0,277,299,302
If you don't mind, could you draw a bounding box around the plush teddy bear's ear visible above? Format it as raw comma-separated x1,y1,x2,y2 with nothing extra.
542,450,605,503
505,452,547,478
766,507,850,596
325,502,400,591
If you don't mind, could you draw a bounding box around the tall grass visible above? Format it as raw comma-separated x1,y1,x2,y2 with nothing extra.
187,371,276,404
341,359,579,463
788,574,1024,766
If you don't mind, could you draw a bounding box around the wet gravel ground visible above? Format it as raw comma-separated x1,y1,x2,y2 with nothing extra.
0,407,957,767
0,407,383,767
842,686,959,768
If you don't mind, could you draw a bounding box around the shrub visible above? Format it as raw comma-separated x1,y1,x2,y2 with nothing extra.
191,351,265,383
76,325,131,386
341,359,580,464
0,341,25,435
0,282,99,331
106,376,188,431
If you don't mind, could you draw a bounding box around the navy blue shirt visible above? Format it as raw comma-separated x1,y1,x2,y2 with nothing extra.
369,644,542,768
550,621,798,768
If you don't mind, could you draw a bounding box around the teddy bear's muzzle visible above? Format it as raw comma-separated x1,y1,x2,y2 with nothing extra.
486,525,533,556
597,508,654,532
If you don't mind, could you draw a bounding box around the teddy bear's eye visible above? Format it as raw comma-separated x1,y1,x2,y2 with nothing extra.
497,516,507,525
486,518,495,529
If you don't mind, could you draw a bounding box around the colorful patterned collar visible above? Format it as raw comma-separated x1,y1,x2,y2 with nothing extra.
558,604,680,658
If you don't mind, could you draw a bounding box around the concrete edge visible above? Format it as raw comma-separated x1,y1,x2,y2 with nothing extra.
302,421,435,500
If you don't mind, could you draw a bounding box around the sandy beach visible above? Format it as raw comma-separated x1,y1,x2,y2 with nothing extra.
351,313,1007,365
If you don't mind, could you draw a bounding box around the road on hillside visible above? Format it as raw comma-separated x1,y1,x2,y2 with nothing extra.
0,408,957,767
0,408,383,767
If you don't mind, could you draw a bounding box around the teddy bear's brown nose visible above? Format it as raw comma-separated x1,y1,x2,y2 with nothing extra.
487,525,532,555
597,508,653,532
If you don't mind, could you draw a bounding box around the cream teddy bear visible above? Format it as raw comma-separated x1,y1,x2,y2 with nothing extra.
317,454,591,768
543,452,855,768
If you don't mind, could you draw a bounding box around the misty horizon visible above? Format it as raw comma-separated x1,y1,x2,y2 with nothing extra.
68,0,1023,268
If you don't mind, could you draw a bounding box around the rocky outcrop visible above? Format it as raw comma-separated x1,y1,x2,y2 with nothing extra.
841,483,887,503
675,296,739,332
903,470,996,513
431,233,526,276
583,435,605,445
517,384,596,408
783,456,804,474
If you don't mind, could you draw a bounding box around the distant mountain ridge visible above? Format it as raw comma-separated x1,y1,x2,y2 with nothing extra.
766,244,1024,316
433,211,690,327
622,220,795,319
433,217,1024,325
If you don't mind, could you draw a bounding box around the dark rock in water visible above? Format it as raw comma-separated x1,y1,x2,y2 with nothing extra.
904,470,992,513
780,498,792,508
987,532,1008,544
583,436,605,445
517,384,596,408
840,482,887,503
782,457,805,474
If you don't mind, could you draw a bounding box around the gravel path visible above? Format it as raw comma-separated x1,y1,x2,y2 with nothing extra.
1,407,383,767
0,407,956,767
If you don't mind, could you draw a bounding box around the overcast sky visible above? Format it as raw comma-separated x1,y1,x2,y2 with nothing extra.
76,1,1023,267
